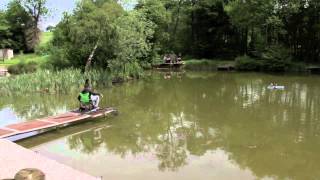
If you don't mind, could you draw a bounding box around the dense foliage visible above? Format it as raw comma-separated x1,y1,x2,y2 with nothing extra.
1,0,320,73
50,0,319,72
136,0,320,63
49,0,156,76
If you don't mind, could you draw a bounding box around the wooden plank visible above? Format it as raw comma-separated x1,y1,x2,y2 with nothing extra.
7,121,54,132
0,129,14,136
46,115,90,124
0,108,117,140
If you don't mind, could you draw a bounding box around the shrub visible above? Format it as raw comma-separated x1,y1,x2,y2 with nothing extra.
261,45,292,72
287,62,307,72
235,56,261,71
8,62,38,75
261,58,290,72
35,45,50,56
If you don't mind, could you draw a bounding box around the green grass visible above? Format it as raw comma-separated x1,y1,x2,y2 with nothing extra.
184,59,235,71
0,31,52,68
39,31,53,47
0,54,50,67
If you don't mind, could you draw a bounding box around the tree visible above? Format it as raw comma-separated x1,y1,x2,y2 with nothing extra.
110,11,155,77
4,0,33,52
46,25,55,32
0,11,12,49
136,0,171,54
225,0,276,54
51,0,124,69
21,0,49,51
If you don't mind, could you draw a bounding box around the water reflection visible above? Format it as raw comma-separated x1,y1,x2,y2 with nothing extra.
16,72,320,180
0,93,79,124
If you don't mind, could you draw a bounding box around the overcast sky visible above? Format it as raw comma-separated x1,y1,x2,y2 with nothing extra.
0,0,136,30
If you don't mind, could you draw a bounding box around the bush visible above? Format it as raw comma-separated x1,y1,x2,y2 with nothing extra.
286,62,307,72
35,45,50,56
261,58,290,72
235,56,261,71
261,45,292,72
8,62,38,75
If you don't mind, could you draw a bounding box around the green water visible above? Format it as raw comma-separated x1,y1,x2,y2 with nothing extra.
2,71,320,180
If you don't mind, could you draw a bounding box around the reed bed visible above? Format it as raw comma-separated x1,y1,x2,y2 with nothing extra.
0,69,113,96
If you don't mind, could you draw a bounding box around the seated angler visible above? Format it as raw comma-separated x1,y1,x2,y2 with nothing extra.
78,79,103,112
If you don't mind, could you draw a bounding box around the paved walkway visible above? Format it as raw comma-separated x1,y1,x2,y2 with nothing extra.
0,139,99,180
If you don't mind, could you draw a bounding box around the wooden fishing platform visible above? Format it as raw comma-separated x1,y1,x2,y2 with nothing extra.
217,65,235,71
307,66,320,74
152,62,185,69
0,107,117,141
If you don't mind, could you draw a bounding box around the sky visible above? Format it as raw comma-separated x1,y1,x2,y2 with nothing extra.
0,0,136,30
0,0,78,30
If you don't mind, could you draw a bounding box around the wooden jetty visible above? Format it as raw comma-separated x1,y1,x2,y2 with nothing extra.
307,66,320,74
217,65,235,71
152,62,185,69
0,139,99,180
0,107,117,142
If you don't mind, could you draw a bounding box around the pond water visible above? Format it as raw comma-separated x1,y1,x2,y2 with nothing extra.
2,71,320,180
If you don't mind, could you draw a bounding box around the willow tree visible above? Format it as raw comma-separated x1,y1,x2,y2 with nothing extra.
110,11,155,77
50,0,124,69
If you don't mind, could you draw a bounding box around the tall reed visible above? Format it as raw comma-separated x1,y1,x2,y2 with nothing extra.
0,69,112,96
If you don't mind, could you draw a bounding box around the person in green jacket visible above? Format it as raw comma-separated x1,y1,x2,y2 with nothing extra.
78,79,103,112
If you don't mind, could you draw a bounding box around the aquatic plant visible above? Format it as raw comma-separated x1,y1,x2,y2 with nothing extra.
0,69,113,96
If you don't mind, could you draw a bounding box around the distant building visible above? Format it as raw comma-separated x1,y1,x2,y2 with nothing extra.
0,49,14,60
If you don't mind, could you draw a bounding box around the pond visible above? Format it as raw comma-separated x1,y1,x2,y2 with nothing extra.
1,71,320,180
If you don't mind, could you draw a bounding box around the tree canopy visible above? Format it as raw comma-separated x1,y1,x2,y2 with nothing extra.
1,0,319,72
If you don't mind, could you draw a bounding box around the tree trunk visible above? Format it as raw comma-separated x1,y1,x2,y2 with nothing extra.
172,0,183,47
244,28,248,55
191,0,196,56
85,40,99,72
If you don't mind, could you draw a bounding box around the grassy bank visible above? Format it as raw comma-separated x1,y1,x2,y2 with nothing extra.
184,59,235,71
0,32,52,68
234,56,307,72
183,58,309,72
0,54,50,67
39,32,53,47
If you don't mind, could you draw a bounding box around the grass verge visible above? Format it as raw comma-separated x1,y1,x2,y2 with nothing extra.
0,54,50,67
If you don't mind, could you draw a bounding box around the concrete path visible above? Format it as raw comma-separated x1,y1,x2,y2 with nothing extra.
0,139,99,180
